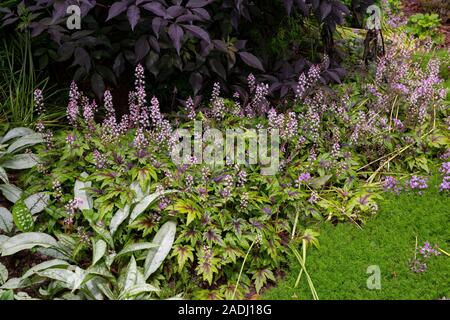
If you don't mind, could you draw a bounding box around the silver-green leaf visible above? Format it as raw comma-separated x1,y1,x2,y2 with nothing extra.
0,232,57,256
0,207,13,233
1,154,39,170
144,221,177,279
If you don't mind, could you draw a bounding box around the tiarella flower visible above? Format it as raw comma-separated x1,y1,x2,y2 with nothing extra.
392,83,409,95
133,127,148,151
211,82,225,119
66,133,76,146
93,149,106,169
44,130,54,149
197,186,208,198
186,96,196,120
185,174,194,190
103,90,115,119
158,197,170,211
240,192,249,209
33,89,45,116
308,191,319,204
201,167,210,182
67,81,80,126
52,179,62,200
77,226,90,244
232,92,242,116
237,170,247,187
331,142,341,158
150,96,163,125
308,147,317,162
247,74,256,92
392,118,405,131
249,82,270,115
82,98,97,131
35,121,45,133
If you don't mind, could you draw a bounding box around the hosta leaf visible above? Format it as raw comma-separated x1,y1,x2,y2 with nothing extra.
0,207,13,233
119,284,159,299
0,167,8,184
6,133,44,153
122,255,137,291
24,192,49,215
22,259,70,279
238,52,264,71
11,200,34,232
0,262,8,285
115,242,158,259
97,282,116,300
86,264,115,281
1,127,34,144
91,225,114,250
92,239,107,266
0,184,23,203
144,221,177,279
130,181,145,203
83,278,105,300
110,204,130,235
0,232,57,256
1,154,39,170
129,190,178,223
74,172,93,210
0,235,9,246
0,277,23,290
37,268,76,287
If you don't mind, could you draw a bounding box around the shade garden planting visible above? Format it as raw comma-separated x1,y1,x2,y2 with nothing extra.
0,0,448,300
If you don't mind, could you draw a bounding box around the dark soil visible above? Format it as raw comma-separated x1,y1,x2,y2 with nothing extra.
0,251,49,279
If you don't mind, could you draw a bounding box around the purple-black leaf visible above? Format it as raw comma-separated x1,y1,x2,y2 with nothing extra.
73,47,91,72
135,35,150,61
168,23,184,55
186,0,211,8
189,72,203,95
142,2,167,17
238,52,264,71
319,1,332,21
127,5,140,31
106,1,128,21
182,24,210,44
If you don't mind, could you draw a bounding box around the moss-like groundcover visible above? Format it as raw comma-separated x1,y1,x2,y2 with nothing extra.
264,178,450,300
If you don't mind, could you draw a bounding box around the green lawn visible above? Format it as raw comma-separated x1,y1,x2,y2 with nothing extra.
263,179,450,300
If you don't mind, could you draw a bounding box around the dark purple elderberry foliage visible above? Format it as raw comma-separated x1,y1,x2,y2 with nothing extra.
1,0,350,108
